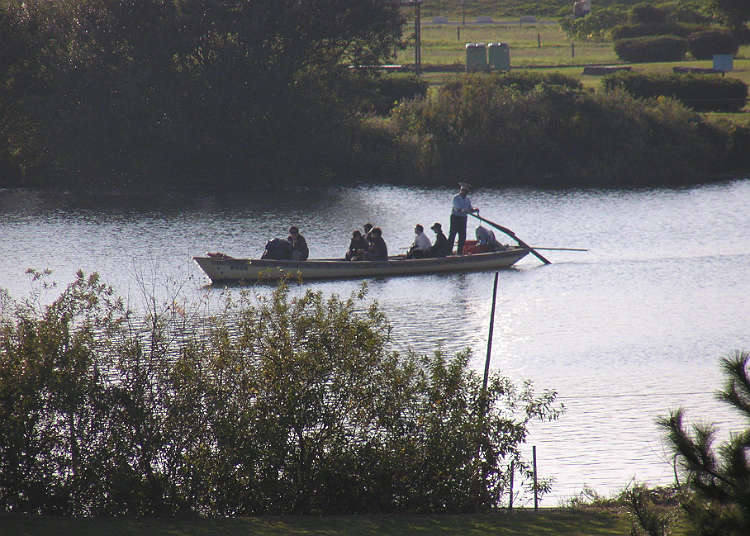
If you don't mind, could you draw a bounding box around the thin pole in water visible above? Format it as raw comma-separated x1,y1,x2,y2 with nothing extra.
483,272,499,393
533,445,539,510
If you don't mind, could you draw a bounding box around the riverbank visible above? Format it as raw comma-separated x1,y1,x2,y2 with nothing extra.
0,508,689,535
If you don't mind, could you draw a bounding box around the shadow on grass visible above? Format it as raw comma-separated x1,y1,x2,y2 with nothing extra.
1,509,635,536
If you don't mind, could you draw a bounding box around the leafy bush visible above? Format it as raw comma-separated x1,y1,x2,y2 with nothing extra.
611,22,700,40
602,71,748,112
614,35,688,62
559,6,629,40
687,29,739,59
0,272,562,516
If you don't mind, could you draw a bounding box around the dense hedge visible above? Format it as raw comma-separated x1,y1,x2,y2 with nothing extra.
614,35,688,62
602,71,748,112
442,71,583,94
0,273,561,516
629,4,667,24
611,22,700,40
385,73,750,187
687,29,739,59
359,73,429,116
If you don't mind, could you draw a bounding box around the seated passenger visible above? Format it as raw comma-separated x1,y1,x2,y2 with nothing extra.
345,230,369,261
475,225,499,251
406,224,432,258
287,225,309,261
362,227,388,261
261,238,293,260
429,222,451,257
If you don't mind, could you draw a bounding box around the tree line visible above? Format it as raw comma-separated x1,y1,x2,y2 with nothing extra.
1,1,748,191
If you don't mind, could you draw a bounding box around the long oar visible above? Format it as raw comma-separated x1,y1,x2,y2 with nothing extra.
529,246,588,252
469,212,551,265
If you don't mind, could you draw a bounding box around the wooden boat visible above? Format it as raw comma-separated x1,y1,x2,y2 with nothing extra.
193,247,529,283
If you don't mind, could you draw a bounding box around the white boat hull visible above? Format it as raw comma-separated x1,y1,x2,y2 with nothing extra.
193,248,528,283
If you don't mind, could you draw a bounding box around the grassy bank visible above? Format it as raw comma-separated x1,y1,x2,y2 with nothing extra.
0,508,690,536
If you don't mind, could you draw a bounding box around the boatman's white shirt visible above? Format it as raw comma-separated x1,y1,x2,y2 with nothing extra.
414,231,432,251
452,194,473,216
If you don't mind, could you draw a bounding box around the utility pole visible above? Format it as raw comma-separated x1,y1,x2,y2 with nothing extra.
400,0,422,75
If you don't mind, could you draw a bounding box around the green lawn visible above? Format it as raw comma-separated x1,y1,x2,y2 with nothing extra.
399,22,750,116
1,508,686,536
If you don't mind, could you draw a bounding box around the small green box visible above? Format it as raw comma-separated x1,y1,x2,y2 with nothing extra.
488,42,510,71
465,43,487,72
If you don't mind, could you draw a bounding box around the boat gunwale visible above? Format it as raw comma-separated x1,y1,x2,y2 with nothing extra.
193,247,529,283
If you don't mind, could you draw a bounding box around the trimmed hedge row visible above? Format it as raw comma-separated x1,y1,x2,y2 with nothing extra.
687,29,739,59
602,72,748,112
614,35,688,62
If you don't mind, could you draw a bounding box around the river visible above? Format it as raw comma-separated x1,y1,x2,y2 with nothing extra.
2,179,749,505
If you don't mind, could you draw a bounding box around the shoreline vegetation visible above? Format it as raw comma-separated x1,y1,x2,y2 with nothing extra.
0,272,563,517
1,1,749,192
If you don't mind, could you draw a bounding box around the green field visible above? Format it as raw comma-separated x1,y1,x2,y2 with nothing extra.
0,508,692,536
397,21,618,66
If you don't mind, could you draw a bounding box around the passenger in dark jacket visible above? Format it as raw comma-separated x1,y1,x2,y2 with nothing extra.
287,226,309,261
363,227,388,261
429,222,451,257
345,230,370,260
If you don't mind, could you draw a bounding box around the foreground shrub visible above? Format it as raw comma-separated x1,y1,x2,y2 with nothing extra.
387,73,749,187
659,352,750,536
687,29,739,59
614,35,688,62
0,272,562,516
602,71,748,112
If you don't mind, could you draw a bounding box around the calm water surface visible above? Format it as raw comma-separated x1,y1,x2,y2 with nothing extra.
2,180,750,504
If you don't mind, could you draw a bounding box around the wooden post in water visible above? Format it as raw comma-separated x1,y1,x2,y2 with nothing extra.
571,42,575,58
483,272,499,393
533,445,539,510
508,460,515,510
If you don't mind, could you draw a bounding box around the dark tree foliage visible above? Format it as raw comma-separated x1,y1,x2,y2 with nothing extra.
629,4,667,24
0,272,562,516
659,352,750,536
709,0,750,35
0,0,405,189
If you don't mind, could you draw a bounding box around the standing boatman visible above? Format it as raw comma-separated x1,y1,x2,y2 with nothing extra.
447,182,478,255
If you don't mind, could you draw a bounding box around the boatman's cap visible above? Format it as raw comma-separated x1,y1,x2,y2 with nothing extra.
431,222,442,231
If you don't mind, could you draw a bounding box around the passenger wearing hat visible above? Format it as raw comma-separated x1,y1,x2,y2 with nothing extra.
287,225,309,261
429,222,451,257
448,182,478,255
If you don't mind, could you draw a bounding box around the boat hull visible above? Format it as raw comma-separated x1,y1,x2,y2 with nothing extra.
193,248,528,283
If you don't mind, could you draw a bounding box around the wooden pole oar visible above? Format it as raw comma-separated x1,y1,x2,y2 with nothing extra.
469,212,551,265
529,246,588,252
